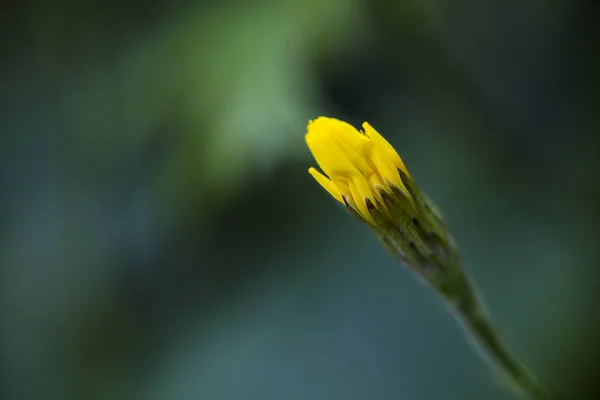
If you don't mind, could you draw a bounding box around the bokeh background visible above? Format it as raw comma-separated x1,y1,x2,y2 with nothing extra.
1,1,599,399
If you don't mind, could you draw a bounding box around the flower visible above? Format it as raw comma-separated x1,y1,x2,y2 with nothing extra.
305,116,413,223
304,117,550,400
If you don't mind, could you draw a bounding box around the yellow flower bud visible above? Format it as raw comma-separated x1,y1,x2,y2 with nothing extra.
305,116,413,223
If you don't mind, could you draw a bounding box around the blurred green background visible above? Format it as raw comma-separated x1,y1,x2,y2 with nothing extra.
1,0,599,399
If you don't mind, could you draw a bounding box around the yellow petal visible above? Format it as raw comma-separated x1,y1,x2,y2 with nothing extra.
307,118,381,193
309,117,358,139
348,178,372,222
362,122,409,176
306,119,370,174
347,171,377,220
329,134,374,178
369,148,402,190
306,130,361,179
322,118,374,172
308,167,344,204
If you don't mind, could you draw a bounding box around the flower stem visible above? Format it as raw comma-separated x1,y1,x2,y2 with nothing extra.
437,263,550,399
380,234,549,399
367,171,549,399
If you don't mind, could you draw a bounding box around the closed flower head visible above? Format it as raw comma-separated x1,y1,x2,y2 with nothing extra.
305,116,413,223
304,117,550,400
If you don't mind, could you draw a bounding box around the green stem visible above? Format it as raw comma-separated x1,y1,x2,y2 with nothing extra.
377,217,549,399
439,266,550,399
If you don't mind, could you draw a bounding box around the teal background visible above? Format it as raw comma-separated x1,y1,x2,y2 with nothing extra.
1,1,599,399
